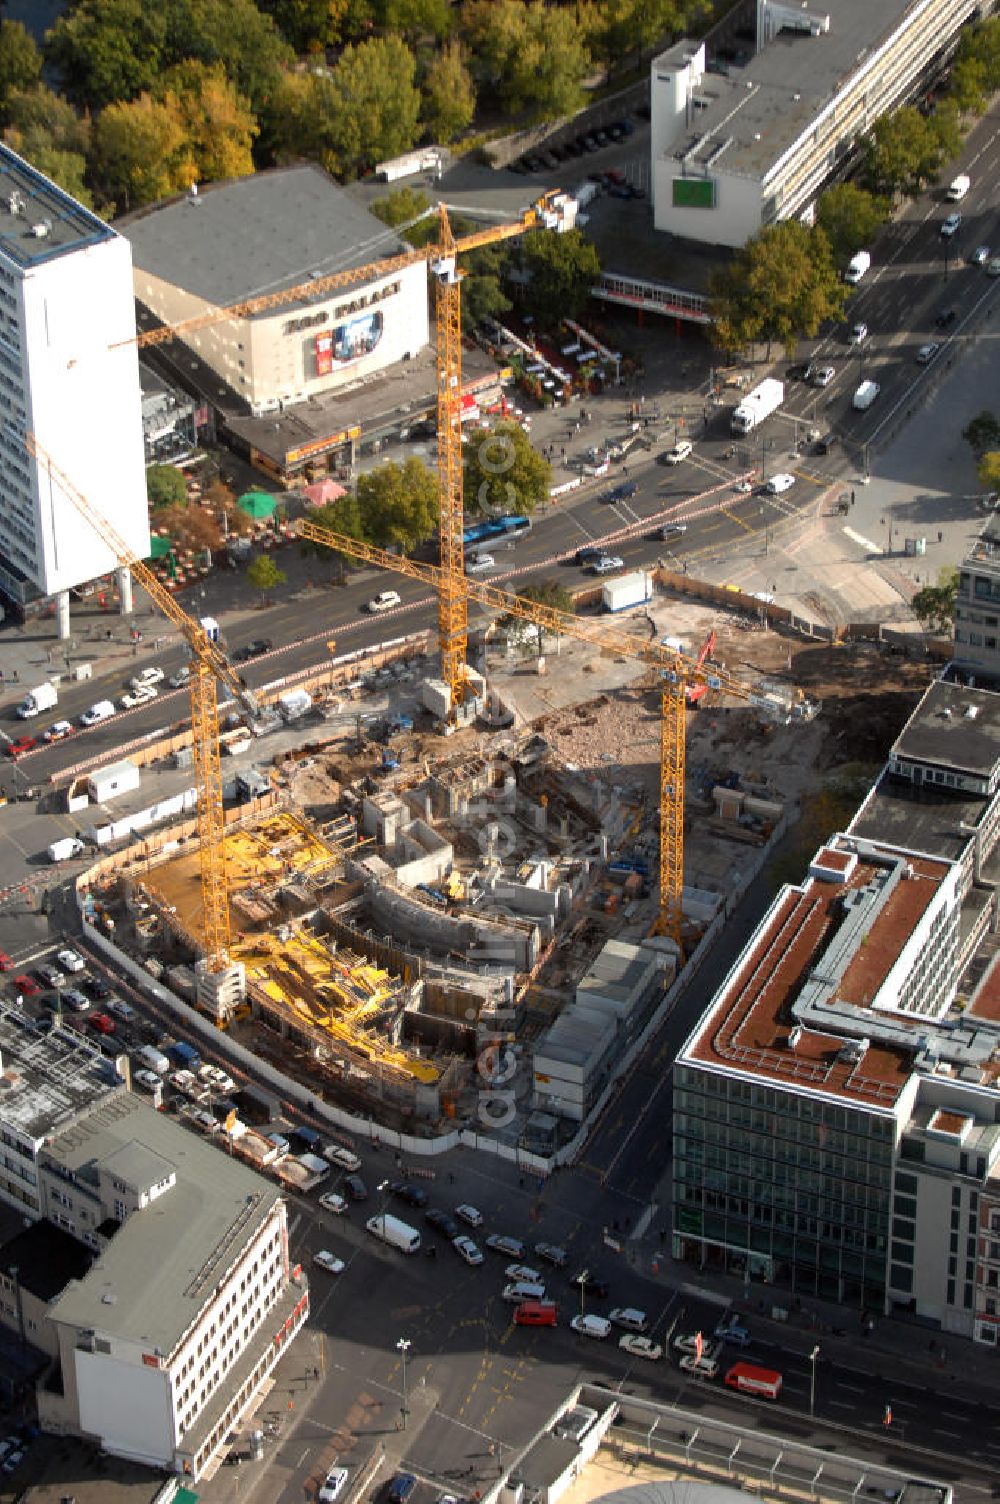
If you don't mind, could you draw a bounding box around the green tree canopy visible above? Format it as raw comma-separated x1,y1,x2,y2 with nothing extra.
157,60,258,183
963,411,1000,456
369,185,431,228
146,463,188,509
815,183,887,267
91,91,194,210
461,239,513,331
463,420,551,517
710,221,847,358
259,0,355,52
287,36,421,177
246,553,287,601
0,20,42,124
517,227,600,324
357,456,438,551
911,568,958,635
598,0,709,68
950,16,1000,110
3,85,92,204
420,41,475,143
374,0,452,42
865,106,946,196
461,0,590,119
502,578,575,651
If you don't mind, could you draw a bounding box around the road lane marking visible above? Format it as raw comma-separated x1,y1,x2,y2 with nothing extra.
843,525,884,553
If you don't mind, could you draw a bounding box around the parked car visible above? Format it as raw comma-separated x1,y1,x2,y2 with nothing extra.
0,952,11,972
168,665,191,689
319,1192,349,1215
388,1473,417,1504
121,684,158,709
605,482,638,502
455,1203,484,1228
848,321,869,344
83,974,110,1000
576,546,606,567
87,1013,116,1035
674,1332,720,1357
941,211,962,236
387,1181,428,1208
506,1264,543,1284
36,964,64,989
660,440,694,465
344,1174,368,1202
245,638,273,657
660,522,688,540
620,1334,663,1360
57,948,85,973
130,666,164,691
485,1234,526,1258
935,306,957,328
534,1242,569,1268
313,1250,346,1275
6,736,37,757
62,989,90,1012
570,1313,612,1339
714,1318,752,1345
465,553,496,575
810,365,835,387
453,1235,484,1265
590,555,624,575
916,342,940,364
319,1465,350,1502
988,257,1000,277
42,720,74,742
13,975,39,997
134,1068,162,1092
426,1208,460,1238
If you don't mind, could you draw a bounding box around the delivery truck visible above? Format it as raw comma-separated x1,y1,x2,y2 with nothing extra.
731,378,784,435
365,1212,421,1253
603,571,653,613
47,837,84,863
17,682,57,719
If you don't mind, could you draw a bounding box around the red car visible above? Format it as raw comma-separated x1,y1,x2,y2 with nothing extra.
13,974,39,996
0,951,12,972
6,736,37,758
86,1013,116,1036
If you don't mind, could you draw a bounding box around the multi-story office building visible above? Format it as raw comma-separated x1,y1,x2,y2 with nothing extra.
651,0,982,247
674,676,1000,1338
953,513,1000,684
0,145,148,626
0,1010,307,1476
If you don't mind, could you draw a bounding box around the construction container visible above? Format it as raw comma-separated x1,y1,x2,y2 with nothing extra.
278,688,313,721
602,571,653,613
422,677,452,719
87,759,141,803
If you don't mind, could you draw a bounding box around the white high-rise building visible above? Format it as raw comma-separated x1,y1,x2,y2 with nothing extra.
0,145,149,624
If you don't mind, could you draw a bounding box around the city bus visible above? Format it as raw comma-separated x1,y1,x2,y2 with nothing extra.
724,1363,782,1400
462,514,532,548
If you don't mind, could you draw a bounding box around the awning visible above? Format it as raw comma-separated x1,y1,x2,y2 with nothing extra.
237,489,277,520
303,479,347,508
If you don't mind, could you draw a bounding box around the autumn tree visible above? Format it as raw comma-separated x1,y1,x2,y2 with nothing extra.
599,0,710,71
463,420,551,517
979,452,1000,496
911,569,959,636
3,85,92,205
517,228,600,324
91,92,194,210
710,222,847,359
866,106,948,196
157,61,257,183
259,0,355,52
369,185,431,228
373,0,452,42
0,20,41,123
815,183,887,266
963,412,1000,456
420,42,475,143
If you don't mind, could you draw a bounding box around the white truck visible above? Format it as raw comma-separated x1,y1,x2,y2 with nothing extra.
603,571,653,613
731,378,784,435
947,173,970,201
16,682,57,719
365,1212,421,1253
375,148,443,182
47,837,84,863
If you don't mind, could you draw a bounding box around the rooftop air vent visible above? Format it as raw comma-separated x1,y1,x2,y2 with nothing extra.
788,1025,802,1048
7,191,25,216
30,220,51,239
965,705,980,719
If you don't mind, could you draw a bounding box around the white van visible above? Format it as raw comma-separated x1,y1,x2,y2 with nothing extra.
79,699,116,727
365,1213,421,1253
845,250,871,284
137,1044,170,1075
325,1144,362,1173
503,1280,546,1304
947,173,970,201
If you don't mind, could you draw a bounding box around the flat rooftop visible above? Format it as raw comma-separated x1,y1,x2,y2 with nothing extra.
0,1218,93,1303
46,1092,281,1356
890,679,1000,778
119,163,407,311
0,1006,121,1145
850,768,985,864
657,0,923,181
681,838,956,1108
0,143,113,266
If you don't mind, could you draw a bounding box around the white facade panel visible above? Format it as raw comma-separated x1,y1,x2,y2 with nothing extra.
14,232,148,595
75,1346,174,1467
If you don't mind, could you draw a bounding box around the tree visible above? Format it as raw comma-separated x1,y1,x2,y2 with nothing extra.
246,553,287,603
357,456,438,551
866,107,946,196
420,42,475,144
710,221,847,359
463,420,551,517
815,183,887,266
461,240,513,331
326,36,421,176
517,227,601,324
146,464,188,509
158,61,257,184
502,578,575,652
461,0,590,119
374,0,452,42
979,452,1000,496
171,0,294,118
91,92,194,211
44,0,170,110
928,100,962,167
963,411,1000,456
3,85,92,205
599,0,709,72
259,0,355,52
370,185,431,228
0,20,41,123
911,568,958,636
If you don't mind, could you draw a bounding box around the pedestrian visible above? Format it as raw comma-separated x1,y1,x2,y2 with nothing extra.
938,529,943,543
11,670,17,683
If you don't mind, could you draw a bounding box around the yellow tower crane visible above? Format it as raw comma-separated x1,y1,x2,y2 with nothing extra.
134,191,571,708
25,433,258,971
296,517,813,947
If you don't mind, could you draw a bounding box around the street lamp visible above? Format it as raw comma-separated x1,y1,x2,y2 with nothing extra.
578,1270,588,1317
809,1344,820,1417
396,1337,411,1430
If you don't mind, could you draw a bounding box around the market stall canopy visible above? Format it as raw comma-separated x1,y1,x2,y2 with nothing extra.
237,489,277,520
147,535,174,559
303,479,347,508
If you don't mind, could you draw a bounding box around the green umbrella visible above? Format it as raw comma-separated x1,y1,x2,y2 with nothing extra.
237,489,277,521
147,535,174,560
